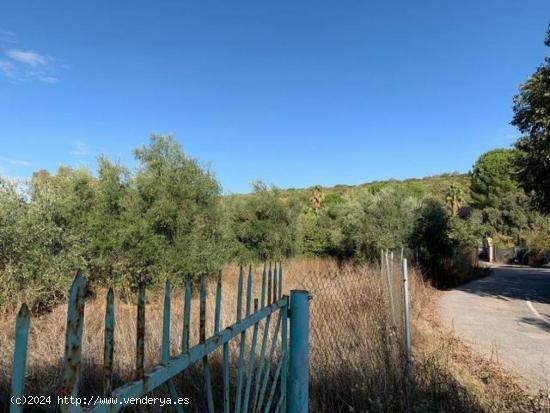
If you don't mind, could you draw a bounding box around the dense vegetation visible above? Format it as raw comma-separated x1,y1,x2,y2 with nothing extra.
1,28,549,313
0,134,546,312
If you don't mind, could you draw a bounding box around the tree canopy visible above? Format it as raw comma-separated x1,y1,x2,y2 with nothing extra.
470,149,519,210
512,26,550,213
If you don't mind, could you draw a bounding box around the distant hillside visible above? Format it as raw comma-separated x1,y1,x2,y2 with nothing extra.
269,173,471,204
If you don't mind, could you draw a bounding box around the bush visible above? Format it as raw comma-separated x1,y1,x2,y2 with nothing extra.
228,182,300,261
340,187,421,260
525,214,550,265
0,172,88,312
0,135,231,311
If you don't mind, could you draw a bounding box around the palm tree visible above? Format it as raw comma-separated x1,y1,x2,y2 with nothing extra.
445,183,465,216
310,185,325,215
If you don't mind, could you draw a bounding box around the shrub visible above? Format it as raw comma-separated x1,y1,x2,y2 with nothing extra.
340,187,421,260
229,182,300,261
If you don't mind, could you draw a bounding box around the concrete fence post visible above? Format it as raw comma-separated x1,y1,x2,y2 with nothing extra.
287,290,310,413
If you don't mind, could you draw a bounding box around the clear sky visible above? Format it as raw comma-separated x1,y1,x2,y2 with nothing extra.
0,1,549,193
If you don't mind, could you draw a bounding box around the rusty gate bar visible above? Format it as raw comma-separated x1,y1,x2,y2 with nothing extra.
135,283,145,380
8,265,311,413
9,304,30,413
60,271,86,413
101,289,114,396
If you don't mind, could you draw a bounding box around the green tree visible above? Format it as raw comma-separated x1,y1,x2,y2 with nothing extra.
230,182,300,261
0,169,93,311
412,199,453,264
512,26,550,213
470,148,519,209
132,135,229,282
481,191,532,246
340,187,421,260
299,192,346,256
85,156,131,285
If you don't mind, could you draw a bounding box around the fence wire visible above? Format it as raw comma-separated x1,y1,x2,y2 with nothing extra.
293,255,410,412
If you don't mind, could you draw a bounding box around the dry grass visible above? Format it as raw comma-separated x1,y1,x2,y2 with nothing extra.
0,258,548,412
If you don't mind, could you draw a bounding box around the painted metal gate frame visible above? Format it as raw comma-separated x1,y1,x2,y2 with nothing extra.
8,265,310,413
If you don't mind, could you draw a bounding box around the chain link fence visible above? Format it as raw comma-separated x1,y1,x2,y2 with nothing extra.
289,256,411,412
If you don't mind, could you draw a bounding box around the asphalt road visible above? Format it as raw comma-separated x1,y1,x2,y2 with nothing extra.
440,264,550,390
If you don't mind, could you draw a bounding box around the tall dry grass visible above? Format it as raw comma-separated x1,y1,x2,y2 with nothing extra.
0,258,547,412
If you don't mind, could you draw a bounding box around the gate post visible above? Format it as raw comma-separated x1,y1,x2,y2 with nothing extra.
288,290,310,413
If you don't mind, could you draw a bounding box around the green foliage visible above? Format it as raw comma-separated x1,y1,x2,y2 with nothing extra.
299,192,347,256
412,199,454,264
0,171,89,312
470,149,519,210
525,214,550,256
481,192,533,246
512,26,550,213
131,135,229,282
340,188,421,260
449,210,484,249
0,135,230,311
2,129,548,311
229,182,300,261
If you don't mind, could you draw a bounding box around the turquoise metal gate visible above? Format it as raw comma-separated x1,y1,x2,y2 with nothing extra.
8,265,310,413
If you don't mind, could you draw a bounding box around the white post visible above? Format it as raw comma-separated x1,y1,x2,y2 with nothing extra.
402,258,412,379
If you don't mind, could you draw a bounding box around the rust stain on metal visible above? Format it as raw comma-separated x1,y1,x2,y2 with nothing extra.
200,275,206,343
61,271,87,406
136,283,146,380
102,288,115,396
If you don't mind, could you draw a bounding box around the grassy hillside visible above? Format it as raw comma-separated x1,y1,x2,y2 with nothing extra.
236,172,472,204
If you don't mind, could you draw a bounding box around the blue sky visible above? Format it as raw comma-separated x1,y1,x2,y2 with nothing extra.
0,1,549,193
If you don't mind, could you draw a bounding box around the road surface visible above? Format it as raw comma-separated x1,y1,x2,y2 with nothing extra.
440,264,550,390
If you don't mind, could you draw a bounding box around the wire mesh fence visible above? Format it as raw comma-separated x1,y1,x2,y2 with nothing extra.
290,255,412,412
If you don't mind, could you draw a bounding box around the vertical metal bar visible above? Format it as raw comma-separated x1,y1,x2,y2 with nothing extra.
255,313,282,413
246,265,253,317
161,280,171,365
278,263,282,300
237,266,244,322
267,263,272,306
287,290,310,413
219,270,229,413
242,299,260,413
223,342,230,413
261,263,267,308
280,297,288,413
102,289,115,396
182,279,191,353
252,313,272,412
215,270,222,334
385,251,396,327
135,283,145,380
61,271,87,413
235,266,250,413
161,281,184,413
235,265,244,412
263,350,286,413
10,304,30,413
402,259,412,378
272,263,278,303
167,381,185,413
200,275,215,413
274,396,283,413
